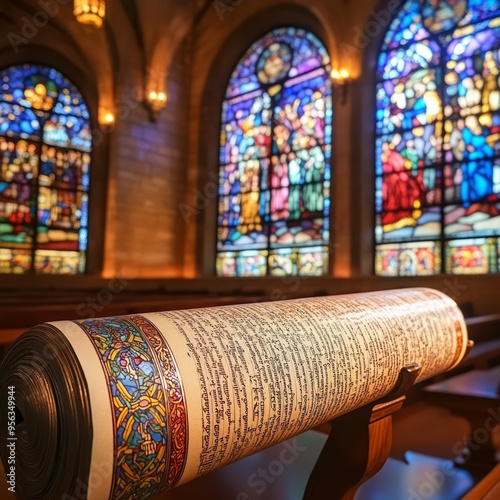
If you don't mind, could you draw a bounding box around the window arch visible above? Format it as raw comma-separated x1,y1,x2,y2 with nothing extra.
0,64,92,275
216,27,333,277
375,0,500,276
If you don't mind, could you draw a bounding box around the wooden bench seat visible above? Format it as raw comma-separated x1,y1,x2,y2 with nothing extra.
424,366,500,471
0,294,266,329
463,462,500,499
0,294,266,358
465,315,500,345
458,339,500,371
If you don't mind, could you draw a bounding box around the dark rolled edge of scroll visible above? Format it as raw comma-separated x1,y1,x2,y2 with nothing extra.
0,324,93,500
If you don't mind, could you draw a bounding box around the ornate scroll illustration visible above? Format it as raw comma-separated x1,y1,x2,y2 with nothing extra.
76,315,187,499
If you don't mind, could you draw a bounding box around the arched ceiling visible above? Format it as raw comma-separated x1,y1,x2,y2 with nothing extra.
120,0,213,95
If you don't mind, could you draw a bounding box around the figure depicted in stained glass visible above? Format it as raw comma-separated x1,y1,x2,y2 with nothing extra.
217,28,332,276
256,43,293,85
376,0,500,276
0,64,91,274
455,117,495,206
381,142,425,231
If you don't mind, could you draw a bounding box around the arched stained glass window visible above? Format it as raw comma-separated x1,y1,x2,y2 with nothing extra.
375,0,500,276
0,64,91,275
216,27,333,277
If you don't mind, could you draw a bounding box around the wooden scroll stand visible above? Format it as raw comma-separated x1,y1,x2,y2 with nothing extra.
303,364,422,500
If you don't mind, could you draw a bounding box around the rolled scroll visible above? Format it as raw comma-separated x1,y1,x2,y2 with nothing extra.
0,288,467,499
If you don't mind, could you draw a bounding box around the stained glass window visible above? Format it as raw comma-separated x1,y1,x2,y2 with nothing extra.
216,27,333,277
376,0,500,276
0,64,91,274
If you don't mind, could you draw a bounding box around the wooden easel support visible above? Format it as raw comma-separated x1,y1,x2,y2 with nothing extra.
303,364,422,500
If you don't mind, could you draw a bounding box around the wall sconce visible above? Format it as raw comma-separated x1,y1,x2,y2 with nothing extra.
74,0,106,28
98,108,115,130
144,90,167,122
330,68,351,105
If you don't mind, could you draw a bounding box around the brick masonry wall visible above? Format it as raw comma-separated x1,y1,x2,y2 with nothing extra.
103,42,190,278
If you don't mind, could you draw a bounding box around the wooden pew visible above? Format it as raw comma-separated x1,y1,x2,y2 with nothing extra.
0,329,23,360
463,462,500,499
0,294,267,329
0,294,266,358
465,315,500,345
424,366,500,471
456,314,500,372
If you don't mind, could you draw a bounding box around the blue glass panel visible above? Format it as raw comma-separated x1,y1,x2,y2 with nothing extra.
421,0,467,33
0,64,90,118
381,0,429,52
466,0,500,22
0,102,41,140
447,25,500,60
44,113,92,151
378,40,440,81
376,68,442,135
